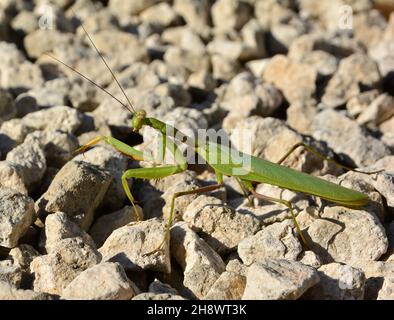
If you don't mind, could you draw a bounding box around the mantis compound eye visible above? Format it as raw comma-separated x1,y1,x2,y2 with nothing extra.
131,110,147,132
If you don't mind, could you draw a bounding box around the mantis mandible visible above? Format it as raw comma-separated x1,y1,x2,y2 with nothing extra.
47,22,383,255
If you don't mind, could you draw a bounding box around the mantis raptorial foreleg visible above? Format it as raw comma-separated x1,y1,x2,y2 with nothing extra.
75,135,153,161
276,142,382,174
250,189,308,246
122,165,187,222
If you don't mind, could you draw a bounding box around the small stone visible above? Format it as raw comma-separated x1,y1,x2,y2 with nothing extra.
246,58,271,78
0,187,35,248
26,78,70,109
0,132,16,158
170,222,225,299
5,136,46,190
211,0,251,32
346,90,380,118
312,109,390,167
207,39,256,62
154,83,191,108
132,292,186,300
380,117,394,149
31,237,101,295
15,92,38,118
238,220,302,266
162,26,206,55
221,72,283,118
24,130,79,168
84,30,148,66
322,53,381,108
0,161,28,194
269,20,307,54
211,54,241,81
286,100,318,135
241,19,267,59
164,46,210,73
35,161,112,230
22,106,83,134
204,271,246,300
99,218,170,273
109,0,160,15
41,212,96,254
304,263,365,300
188,70,216,92
0,281,55,300
62,262,136,300
89,206,142,247
242,259,320,300
0,89,15,122
140,2,178,28
263,55,317,104
348,261,394,299
149,279,178,295
173,0,211,34
68,78,100,112
357,93,394,127
377,277,394,300
184,195,260,253
353,10,387,49
7,244,39,271
226,258,249,277
298,251,322,269
11,11,38,36
255,0,294,29
0,260,23,287
0,119,32,144
0,43,43,95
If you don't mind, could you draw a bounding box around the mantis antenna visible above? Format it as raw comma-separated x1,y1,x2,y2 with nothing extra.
44,52,130,112
76,18,136,114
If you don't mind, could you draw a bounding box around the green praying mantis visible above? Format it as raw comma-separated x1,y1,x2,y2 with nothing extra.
47,23,383,255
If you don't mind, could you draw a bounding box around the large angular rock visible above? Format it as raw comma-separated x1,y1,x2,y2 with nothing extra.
0,187,35,248
41,212,96,253
99,218,170,273
31,238,101,295
263,55,317,104
5,136,46,189
183,195,260,253
238,220,302,266
312,110,389,167
35,161,112,230
170,222,225,299
22,106,83,134
242,259,320,300
62,262,136,300
300,206,388,265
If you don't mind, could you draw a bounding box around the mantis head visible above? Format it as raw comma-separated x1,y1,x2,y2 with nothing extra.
131,110,147,132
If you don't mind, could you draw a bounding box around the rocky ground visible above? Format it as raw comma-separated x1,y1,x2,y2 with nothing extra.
0,0,393,300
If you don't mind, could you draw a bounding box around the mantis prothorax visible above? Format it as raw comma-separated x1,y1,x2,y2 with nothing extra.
47,22,383,255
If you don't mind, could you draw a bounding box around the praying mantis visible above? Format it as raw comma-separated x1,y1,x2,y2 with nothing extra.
47,23,383,255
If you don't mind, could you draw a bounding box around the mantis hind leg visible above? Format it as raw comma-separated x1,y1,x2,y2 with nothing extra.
276,142,383,175
250,189,308,247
